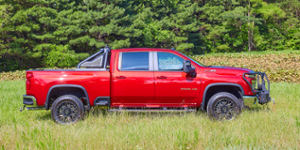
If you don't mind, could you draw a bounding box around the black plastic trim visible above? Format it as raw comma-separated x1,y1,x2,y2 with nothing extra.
23,98,33,105
94,96,110,107
45,84,90,110
201,83,244,109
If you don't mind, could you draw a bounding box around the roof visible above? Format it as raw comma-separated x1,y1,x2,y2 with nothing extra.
111,48,175,52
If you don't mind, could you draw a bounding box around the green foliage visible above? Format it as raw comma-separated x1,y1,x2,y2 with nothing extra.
46,45,79,68
0,0,300,71
0,58,19,71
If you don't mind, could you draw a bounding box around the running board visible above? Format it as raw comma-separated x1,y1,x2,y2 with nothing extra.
108,109,197,112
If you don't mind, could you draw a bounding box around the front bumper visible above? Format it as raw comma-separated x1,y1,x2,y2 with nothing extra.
20,95,45,111
243,96,257,107
243,72,271,105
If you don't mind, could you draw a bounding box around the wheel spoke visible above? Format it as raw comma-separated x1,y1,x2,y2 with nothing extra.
55,100,79,124
213,98,237,120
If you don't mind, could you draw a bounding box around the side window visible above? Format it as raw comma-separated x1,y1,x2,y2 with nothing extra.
157,52,184,71
121,52,149,70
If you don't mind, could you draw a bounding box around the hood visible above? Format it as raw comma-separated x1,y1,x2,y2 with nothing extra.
204,66,253,75
207,66,253,72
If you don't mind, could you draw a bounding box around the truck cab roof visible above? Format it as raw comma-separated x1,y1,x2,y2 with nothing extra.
112,48,175,52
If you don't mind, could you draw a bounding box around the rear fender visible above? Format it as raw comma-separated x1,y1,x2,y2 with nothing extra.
45,84,90,110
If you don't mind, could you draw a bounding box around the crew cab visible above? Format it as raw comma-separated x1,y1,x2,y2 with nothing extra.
21,46,271,124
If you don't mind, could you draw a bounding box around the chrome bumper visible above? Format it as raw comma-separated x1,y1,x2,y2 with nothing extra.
23,95,37,106
20,95,45,111
243,96,257,107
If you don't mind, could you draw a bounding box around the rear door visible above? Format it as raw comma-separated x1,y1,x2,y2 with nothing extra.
111,51,154,107
153,52,200,107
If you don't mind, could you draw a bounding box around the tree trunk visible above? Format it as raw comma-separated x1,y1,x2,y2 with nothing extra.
248,0,251,52
251,21,254,50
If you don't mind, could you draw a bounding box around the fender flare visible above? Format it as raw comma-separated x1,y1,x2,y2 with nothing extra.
45,84,90,110
201,83,244,109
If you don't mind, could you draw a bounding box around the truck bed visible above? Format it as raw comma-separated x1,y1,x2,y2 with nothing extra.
26,70,110,106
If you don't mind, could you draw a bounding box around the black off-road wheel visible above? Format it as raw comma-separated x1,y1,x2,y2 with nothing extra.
207,92,242,121
51,95,85,125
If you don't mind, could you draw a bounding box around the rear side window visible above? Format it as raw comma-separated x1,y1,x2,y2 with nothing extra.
157,52,184,71
121,52,149,70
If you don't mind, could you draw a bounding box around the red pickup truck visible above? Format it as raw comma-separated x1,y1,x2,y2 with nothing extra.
21,46,271,124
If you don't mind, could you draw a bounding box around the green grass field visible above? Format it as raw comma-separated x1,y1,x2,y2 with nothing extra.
0,80,300,149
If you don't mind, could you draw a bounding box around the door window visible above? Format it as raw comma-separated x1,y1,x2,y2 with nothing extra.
121,52,149,70
157,52,184,71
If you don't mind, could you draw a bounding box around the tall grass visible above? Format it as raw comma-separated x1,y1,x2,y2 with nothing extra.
0,80,300,149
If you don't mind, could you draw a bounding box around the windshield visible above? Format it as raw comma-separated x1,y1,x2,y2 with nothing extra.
179,52,205,66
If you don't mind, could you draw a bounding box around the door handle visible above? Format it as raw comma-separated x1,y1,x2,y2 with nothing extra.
157,76,167,79
116,76,126,79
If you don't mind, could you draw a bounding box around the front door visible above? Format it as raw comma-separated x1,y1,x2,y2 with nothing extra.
111,51,154,107
153,52,200,107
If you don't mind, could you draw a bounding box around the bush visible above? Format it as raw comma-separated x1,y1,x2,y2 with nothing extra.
45,45,79,68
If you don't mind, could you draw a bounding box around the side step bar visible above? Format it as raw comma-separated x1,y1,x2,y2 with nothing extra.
26,107,45,111
108,108,197,112
20,105,45,112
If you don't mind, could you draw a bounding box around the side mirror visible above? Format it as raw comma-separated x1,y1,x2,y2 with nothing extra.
183,60,195,73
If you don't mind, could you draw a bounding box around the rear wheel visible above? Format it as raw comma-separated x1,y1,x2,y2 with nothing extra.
51,95,85,125
207,92,241,120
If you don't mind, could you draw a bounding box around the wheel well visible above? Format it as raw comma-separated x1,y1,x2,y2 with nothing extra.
203,85,243,110
47,87,88,108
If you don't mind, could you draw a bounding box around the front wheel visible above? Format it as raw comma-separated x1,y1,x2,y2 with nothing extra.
51,95,85,125
207,92,242,120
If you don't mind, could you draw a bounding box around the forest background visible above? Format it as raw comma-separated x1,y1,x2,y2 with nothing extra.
1,0,300,71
